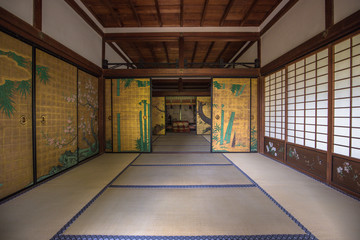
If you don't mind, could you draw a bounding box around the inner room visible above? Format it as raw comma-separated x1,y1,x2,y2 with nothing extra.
1,1,360,240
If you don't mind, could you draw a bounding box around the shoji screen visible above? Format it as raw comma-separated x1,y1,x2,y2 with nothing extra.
333,33,360,158
264,69,286,140
0,32,33,199
287,49,329,150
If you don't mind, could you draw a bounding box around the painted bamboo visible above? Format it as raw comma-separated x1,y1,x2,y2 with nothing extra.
220,106,224,145
139,110,143,151
225,112,235,143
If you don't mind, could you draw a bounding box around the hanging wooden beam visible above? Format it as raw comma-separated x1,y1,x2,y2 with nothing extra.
103,0,123,27
180,0,184,27
179,36,184,68
104,68,260,78
260,0,299,35
203,41,215,65
219,0,235,26
108,42,132,65
64,0,103,36
104,32,259,42
325,0,334,29
33,0,42,30
191,42,198,67
229,41,256,64
215,42,230,63
128,0,142,27
154,0,163,27
240,0,258,26
200,0,210,26
163,42,170,63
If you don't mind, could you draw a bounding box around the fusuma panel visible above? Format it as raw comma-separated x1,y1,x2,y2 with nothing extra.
212,78,251,152
77,70,99,161
105,79,112,152
35,49,77,181
112,78,151,152
196,96,211,135
152,97,165,135
251,79,258,152
0,31,33,199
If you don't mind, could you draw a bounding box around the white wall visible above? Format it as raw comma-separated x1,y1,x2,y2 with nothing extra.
42,0,102,67
236,42,257,64
261,0,325,67
334,0,360,23
0,0,33,25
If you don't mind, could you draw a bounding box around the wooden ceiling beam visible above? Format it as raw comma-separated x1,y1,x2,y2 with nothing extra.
128,0,141,27
103,0,123,27
163,42,170,63
33,0,42,30
104,68,260,78
154,0,163,27
200,0,210,26
153,91,211,97
229,41,256,64
104,32,259,42
240,0,258,26
219,0,235,26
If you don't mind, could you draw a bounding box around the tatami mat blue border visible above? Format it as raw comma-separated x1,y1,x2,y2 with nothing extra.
109,184,256,189
130,164,232,166
51,152,318,240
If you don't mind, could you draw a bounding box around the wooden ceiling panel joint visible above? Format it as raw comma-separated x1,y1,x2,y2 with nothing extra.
219,0,235,26
200,0,210,26
128,0,142,27
154,0,163,27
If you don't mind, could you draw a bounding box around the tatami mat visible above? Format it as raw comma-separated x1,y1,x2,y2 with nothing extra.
63,187,306,236
152,145,210,152
133,153,229,165
112,165,252,186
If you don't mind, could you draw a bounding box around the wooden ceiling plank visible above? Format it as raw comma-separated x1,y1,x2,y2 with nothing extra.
179,36,184,68
132,42,145,62
103,0,123,27
240,0,259,26
219,0,235,26
128,0,142,27
215,42,230,62
154,0,163,27
148,42,158,62
200,0,210,26
163,42,170,63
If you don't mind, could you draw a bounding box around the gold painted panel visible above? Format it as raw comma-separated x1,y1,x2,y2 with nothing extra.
112,78,151,152
251,79,258,152
152,97,165,135
78,70,99,161
212,78,250,152
196,97,211,135
36,49,77,181
105,79,112,152
0,32,33,199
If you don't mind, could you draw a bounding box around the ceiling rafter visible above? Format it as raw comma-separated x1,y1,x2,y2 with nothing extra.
229,41,256,65
103,0,123,27
219,0,235,26
240,0,259,26
180,0,184,27
191,42,198,66
203,41,214,63
200,0,210,26
163,42,169,63
132,42,145,62
107,42,131,65
148,42,158,62
154,0,163,27
128,0,141,27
